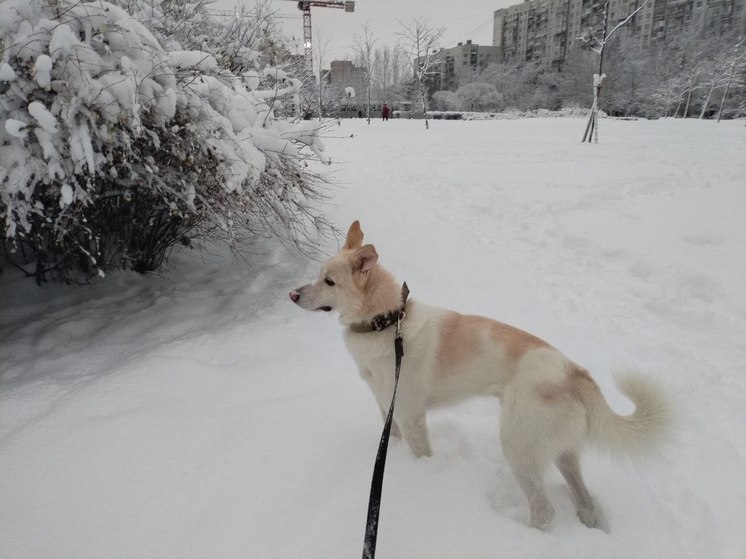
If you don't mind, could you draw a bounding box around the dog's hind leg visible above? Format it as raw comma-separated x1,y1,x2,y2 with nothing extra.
503,452,555,529
555,451,599,528
500,394,555,529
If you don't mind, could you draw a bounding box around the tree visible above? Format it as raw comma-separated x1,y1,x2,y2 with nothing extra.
352,23,377,124
372,45,413,106
600,35,656,117
455,83,503,112
372,46,390,101
0,0,332,282
431,90,461,111
661,24,712,119
699,54,731,119
397,18,444,129
205,1,281,74
651,75,688,117
579,0,650,142
717,37,746,122
314,28,332,121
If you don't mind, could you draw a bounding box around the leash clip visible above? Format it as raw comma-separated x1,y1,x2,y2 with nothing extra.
396,310,405,337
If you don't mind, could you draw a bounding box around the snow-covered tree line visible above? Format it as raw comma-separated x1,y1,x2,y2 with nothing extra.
0,0,332,283
430,30,746,119
370,44,412,101
342,43,412,106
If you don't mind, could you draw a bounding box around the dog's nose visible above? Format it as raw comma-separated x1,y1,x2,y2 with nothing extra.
289,290,300,302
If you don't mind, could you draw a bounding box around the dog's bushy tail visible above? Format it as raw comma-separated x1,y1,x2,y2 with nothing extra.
576,370,673,457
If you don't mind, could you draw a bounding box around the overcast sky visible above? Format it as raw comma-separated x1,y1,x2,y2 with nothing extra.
213,0,518,68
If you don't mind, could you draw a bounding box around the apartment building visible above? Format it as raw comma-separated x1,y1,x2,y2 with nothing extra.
416,40,502,90
328,60,366,90
493,0,746,67
438,40,503,88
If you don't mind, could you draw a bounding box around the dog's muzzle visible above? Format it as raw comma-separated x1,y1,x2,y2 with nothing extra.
288,289,332,312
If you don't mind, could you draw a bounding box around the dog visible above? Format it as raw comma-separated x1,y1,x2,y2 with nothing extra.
289,220,671,530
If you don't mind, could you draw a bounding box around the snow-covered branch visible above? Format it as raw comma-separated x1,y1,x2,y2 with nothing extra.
604,0,650,47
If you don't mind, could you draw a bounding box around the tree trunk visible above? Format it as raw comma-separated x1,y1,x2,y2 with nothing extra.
582,96,596,142
419,80,429,129
318,81,322,122
366,82,371,125
683,73,698,118
663,90,671,118
583,3,607,143
700,75,718,119
673,97,683,118
583,78,603,143
717,63,736,122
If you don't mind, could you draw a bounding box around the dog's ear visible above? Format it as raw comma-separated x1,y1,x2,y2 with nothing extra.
355,244,378,273
343,220,364,250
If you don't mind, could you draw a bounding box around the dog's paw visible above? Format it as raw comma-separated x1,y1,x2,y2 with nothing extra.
578,506,599,529
529,503,555,531
578,504,608,532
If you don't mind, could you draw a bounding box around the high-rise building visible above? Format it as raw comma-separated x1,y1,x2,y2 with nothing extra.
493,0,746,68
329,60,365,90
416,40,503,90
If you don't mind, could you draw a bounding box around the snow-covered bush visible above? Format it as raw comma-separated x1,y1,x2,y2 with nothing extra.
454,82,504,112
0,0,330,281
427,107,602,121
430,90,461,111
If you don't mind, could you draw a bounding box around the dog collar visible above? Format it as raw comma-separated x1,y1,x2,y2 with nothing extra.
349,282,409,334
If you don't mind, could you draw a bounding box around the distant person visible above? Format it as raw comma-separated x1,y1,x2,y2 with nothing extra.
382,103,390,121
358,109,363,118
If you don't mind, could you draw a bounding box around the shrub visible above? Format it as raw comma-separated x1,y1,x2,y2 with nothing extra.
0,0,331,283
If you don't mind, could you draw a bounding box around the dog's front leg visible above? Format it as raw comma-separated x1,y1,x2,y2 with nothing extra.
396,408,432,458
359,367,402,438
393,367,433,458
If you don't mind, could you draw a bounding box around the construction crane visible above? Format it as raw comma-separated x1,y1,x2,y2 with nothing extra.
292,1,355,75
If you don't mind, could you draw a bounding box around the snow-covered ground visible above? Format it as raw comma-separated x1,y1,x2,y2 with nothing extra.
1,117,745,558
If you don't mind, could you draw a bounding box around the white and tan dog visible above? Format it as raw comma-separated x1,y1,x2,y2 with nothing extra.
290,220,671,530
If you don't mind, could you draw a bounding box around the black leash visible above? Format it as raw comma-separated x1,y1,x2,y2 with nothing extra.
362,283,409,559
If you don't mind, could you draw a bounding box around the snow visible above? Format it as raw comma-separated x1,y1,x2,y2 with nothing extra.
69,121,95,174
48,23,77,60
243,69,261,90
33,54,52,88
1,118,746,558
59,183,74,208
27,100,58,134
0,62,16,82
4,118,29,139
168,50,219,74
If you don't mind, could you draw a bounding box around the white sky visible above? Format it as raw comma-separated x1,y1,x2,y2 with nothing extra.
213,0,518,68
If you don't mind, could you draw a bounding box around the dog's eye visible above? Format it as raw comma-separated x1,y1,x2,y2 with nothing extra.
324,278,335,287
